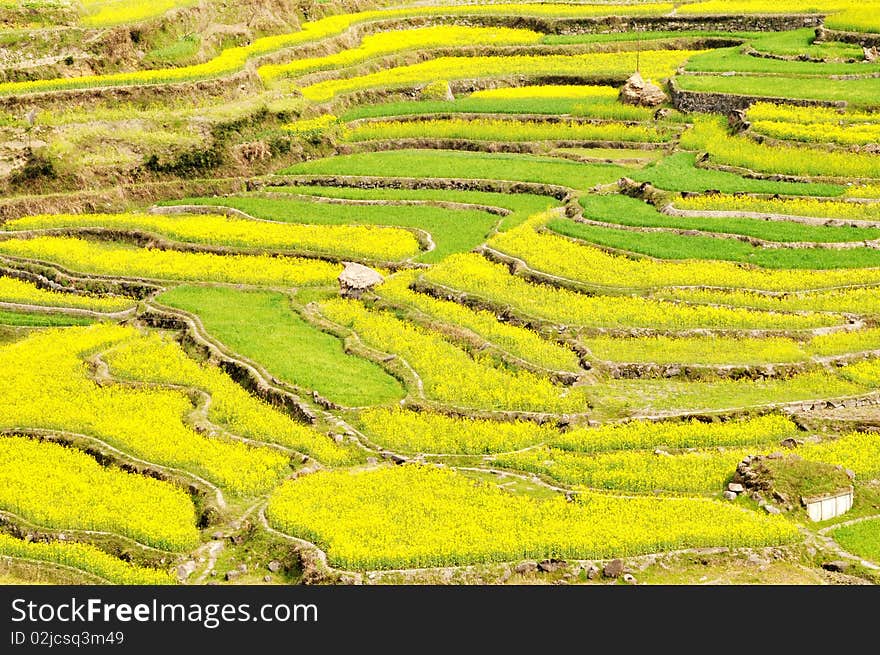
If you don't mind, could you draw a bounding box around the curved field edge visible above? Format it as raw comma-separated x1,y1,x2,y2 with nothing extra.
266,464,798,571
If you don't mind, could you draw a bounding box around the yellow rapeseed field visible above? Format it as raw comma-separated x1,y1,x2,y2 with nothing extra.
267,464,798,569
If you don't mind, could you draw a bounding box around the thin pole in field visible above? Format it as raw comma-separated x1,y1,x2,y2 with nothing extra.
636,23,641,74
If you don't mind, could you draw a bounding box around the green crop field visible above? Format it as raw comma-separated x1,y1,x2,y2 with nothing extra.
158,285,406,407
1,0,879,595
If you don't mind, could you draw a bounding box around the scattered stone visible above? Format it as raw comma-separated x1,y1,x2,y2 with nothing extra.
727,482,745,494
211,531,224,540
780,437,799,449
498,569,512,584
767,452,784,460
366,457,378,465
267,560,282,573
821,560,851,573
225,570,240,581
622,573,637,585
635,555,657,572
176,561,197,581
763,504,781,515
586,564,600,580
537,558,566,573
654,448,671,457
746,553,768,567
845,469,856,481
864,46,879,63
772,491,789,505
515,560,537,575
603,558,625,579
722,490,738,501
619,72,668,107
237,564,247,573
264,575,272,583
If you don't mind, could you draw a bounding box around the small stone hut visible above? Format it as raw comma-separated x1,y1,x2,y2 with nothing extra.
338,262,384,299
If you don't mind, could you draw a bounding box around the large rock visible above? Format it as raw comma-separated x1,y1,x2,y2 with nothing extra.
822,560,851,573
176,561,197,582
338,262,384,299
603,558,626,578
537,558,566,573
619,72,668,107
515,560,537,575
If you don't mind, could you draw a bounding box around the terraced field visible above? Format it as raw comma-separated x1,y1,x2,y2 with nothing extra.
1,0,879,587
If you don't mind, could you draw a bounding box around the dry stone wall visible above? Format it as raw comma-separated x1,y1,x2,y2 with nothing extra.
668,78,847,114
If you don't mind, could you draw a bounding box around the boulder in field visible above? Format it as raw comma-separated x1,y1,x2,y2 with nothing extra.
603,558,626,578
339,262,384,299
515,560,537,575
619,72,668,107
537,558,566,573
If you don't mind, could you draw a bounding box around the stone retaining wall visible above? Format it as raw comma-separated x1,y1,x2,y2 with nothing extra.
340,137,665,157
600,360,813,381
816,26,880,48
0,259,157,299
452,13,824,35
668,77,847,114
264,174,575,201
